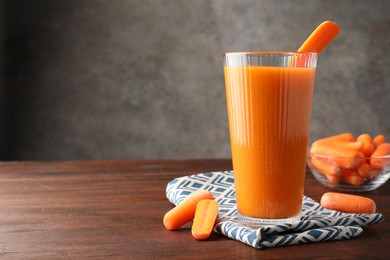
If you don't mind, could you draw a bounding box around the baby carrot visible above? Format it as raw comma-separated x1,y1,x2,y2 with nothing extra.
310,142,363,169
325,174,342,186
320,192,376,214
332,141,363,151
298,21,341,54
357,134,374,157
163,190,214,231
373,134,385,148
370,143,390,170
310,157,341,176
357,162,372,179
341,169,364,186
312,133,355,146
191,199,219,240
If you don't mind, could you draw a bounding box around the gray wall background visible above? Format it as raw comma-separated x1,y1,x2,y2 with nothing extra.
0,0,389,160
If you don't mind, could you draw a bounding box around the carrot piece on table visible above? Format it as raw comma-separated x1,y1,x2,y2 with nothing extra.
357,162,372,179
163,190,214,231
320,192,376,214
191,199,219,240
332,141,363,151
298,21,341,54
312,133,355,146
310,157,341,176
373,134,385,148
341,169,364,186
357,134,374,157
370,143,390,170
310,142,364,169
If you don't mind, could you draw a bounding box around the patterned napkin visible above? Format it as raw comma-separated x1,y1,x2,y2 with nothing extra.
166,171,384,249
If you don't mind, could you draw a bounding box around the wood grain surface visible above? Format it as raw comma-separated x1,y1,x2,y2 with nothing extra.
0,160,388,259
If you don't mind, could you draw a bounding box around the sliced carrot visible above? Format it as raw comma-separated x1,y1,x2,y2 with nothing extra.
310,156,340,176
373,135,385,148
341,169,364,186
320,192,376,214
191,199,219,240
357,134,374,157
163,190,214,231
310,142,364,169
370,143,390,170
298,21,341,54
357,162,372,179
332,141,363,151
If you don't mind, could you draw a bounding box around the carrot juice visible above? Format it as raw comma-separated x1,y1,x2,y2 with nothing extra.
224,52,317,225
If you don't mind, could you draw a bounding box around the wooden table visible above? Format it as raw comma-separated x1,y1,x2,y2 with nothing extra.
0,160,388,259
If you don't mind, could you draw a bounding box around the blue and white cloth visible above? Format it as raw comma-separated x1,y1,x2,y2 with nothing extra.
166,171,384,249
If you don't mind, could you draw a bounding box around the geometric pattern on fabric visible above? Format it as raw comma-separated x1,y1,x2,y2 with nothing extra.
166,171,384,249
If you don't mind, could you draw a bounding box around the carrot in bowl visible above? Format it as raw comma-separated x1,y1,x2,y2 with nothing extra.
312,133,355,146
310,141,364,169
341,169,364,186
370,143,390,170
320,192,376,214
310,156,341,176
357,162,372,179
325,174,342,185
191,199,219,240
373,134,385,148
332,141,363,151
357,134,374,157
163,190,214,231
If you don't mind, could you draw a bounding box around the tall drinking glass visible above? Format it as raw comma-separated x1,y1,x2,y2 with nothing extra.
224,52,317,226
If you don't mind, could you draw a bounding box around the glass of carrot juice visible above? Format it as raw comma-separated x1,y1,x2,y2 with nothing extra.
224,52,317,226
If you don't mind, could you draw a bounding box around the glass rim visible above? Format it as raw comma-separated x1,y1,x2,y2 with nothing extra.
223,51,318,68
224,51,317,56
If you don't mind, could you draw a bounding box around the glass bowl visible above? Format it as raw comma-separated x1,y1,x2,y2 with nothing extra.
307,152,390,192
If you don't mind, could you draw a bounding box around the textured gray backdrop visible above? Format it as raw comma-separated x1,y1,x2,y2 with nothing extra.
1,0,389,160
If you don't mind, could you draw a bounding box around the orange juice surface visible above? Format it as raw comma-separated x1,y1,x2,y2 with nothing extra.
224,65,316,219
